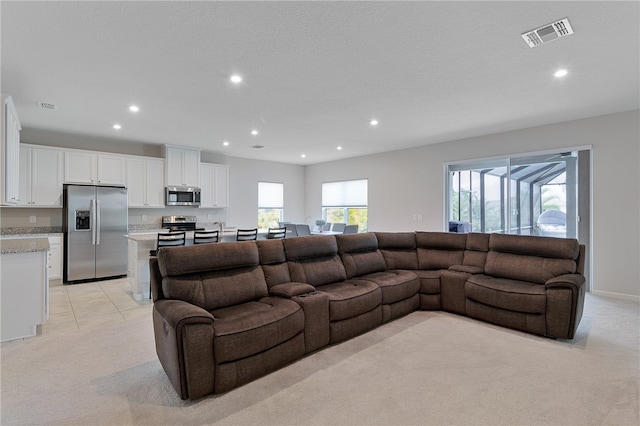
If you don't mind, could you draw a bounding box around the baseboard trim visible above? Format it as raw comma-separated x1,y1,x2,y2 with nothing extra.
591,290,640,303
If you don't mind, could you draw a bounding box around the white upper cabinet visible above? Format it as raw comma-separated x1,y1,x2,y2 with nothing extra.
97,154,127,185
18,145,63,207
200,163,229,208
164,145,200,187
64,151,126,185
1,94,21,205
126,156,165,208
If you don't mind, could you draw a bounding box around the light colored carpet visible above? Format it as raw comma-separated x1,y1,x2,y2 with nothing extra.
1,293,638,425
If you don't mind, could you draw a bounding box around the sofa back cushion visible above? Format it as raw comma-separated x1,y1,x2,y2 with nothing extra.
375,232,418,270
485,234,579,283
336,233,386,279
489,233,580,259
463,233,490,267
256,239,291,288
284,235,347,286
158,242,269,310
416,232,466,270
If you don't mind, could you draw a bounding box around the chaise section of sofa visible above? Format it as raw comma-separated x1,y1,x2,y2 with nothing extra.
153,242,306,399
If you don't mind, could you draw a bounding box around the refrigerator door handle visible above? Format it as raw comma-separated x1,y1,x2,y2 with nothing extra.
96,199,101,245
90,199,96,245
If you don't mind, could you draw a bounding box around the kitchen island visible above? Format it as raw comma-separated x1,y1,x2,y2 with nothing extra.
0,237,49,342
126,229,240,300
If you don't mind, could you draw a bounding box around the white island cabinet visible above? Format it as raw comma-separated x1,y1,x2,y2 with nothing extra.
0,238,49,342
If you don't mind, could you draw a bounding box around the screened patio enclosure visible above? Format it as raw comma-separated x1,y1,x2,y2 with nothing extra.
448,151,579,238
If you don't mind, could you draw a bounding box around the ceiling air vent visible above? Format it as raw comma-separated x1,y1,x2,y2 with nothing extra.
38,101,58,110
250,145,265,149
521,18,574,48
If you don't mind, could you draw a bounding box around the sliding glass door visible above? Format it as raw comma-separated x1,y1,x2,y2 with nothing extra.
448,151,581,238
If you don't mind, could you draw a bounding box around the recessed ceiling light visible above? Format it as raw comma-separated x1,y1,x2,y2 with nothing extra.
113,124,121,130
222,141,230,146
251,129,258,136
337,146,343,150
230,74,243,84
301,154,306,158
129,105,139,112
554,69,568,78
370,119,379,126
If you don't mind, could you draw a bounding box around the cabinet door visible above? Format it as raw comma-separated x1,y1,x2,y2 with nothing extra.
97,154,126,185
199,164,215,208
200,164,229,208
144,159,165,207
31,148,63,206
126,157,146,207
183,149,200,187
64,151,96,184
17,145,32,206
214,165,229,207
2,95,21,205
48,236,63,280
165,146,200,187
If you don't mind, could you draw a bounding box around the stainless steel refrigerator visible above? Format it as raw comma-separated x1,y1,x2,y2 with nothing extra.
63,184,128,283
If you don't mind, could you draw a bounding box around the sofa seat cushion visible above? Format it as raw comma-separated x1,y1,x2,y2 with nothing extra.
466,275,546,314
414,270,443,294
212,297,304,363
317,279,381,321
359,270,419,304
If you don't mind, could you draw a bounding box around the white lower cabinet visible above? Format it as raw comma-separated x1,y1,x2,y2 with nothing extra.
48,235,63,280
0,244,48,342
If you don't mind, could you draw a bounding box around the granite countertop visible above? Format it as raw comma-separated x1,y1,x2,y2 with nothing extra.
0,238,50,254
126,228,239,241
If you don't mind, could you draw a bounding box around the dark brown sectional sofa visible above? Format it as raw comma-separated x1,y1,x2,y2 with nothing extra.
149,231,586,400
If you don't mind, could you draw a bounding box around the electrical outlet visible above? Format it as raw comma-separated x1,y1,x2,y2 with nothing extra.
142,215,147,222
29,215,37,223
207,214,213,220
413,214,423,221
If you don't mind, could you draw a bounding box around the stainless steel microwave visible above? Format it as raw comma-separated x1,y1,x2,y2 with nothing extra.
166,186,201,206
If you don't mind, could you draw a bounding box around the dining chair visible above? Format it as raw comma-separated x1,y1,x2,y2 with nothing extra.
267,227,287,239
149,231,186,256
149,231,186,298
295,224,311,236
236,228,258,241
194,230,219,244
323,222,332,231
343,224,359,234
284,223,298,237
331,223,346,233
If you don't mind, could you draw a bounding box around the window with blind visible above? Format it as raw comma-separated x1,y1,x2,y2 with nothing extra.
258,182,284,229
321,179,368,232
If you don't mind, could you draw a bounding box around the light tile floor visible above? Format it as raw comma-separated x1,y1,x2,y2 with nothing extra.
44,278,153,336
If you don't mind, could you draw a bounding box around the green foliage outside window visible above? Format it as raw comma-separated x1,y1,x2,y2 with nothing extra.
258,208,283,229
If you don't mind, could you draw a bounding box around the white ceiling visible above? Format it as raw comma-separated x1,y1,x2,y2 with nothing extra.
2,1,638,165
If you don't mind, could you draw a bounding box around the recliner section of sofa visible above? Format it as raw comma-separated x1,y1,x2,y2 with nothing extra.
151,231,586,400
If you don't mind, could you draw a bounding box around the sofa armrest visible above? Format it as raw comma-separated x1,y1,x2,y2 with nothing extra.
269,282,317,298
153,299,215,400
449,265,484,274
545,274,585,291
545,274,586,339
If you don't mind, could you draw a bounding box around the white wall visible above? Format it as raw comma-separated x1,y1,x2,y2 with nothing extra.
226,156,306,229
305,110,640,300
